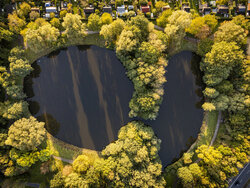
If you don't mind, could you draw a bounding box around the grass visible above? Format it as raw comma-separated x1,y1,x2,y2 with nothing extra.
46,132,100,161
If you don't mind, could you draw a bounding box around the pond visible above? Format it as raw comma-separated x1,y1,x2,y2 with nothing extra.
24,46,203,166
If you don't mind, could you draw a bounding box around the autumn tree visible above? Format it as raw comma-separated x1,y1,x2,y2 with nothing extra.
201,41,244,86
101,121,166,187
8,13,26,34
214,21,247,47
62,13,87,41
156,9,172,28
18,2,31,18
100,12,113,25
5,116,46,151
87,13,101,31
24,24,60,53
100,18,125,46
29,11,40,21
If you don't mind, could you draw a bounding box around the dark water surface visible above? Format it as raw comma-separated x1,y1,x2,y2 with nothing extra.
24,46,203,166
146,51,204,165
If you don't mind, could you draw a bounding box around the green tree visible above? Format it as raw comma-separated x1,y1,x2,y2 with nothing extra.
128,15,150,42
155,1,168,13
101,121,166,187
87,13,101,31
202,41,244,86
50,172,65,188
100,18,125,46
10,59,33,79
24,24,60,53
62,13,87,40
0,101,30,120
203,87,219,98
8,13,26,34
203,14,218,32
72,155,92,174
5,117,46,151
212,94,230,111
177,167,193,187
231,15,250,31
197,38,214,57
156,9,172,28
214,22,247,47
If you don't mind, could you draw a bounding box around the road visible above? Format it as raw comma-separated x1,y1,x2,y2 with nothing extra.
228,163,250,188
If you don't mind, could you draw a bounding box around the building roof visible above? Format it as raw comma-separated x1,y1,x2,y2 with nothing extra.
248,3,250,11
46,7,57,13
162,5,170,11
117,6,125,13
103,6,112,13
141,5,150,13
84,7,94,13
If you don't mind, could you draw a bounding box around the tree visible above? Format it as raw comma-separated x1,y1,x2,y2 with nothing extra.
0,101,30,120
72,155,92,174
177,167,193,187
203,87,219,98
100,18,125,45
18,2,31,18
60,10,68,18
8,13,26,34
116,27,140,56
5,117,46,151
212,94,230,111
231,15,250,31
155,1,168,13
29,11,40,21
197,38,214,57
203,14,218,32
186,17,206,37
10,59,33,78
168,10,192,31
87,13,101,31
4,84,25,99
24,24,60,53
64,173,87,187
101,121,166,187
50,18,61,29
202,41,244,86
228,92,246,113
156,9,172,28
202,102,216,111
128,15,150,42
100,13,113,25
62,13,87,40
0,27,13,42
214,22,247,47
50,172,65,188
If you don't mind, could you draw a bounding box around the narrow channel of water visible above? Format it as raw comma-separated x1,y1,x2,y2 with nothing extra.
24,46,204,166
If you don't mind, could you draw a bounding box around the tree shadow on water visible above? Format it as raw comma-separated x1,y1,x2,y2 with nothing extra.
37,113,61,136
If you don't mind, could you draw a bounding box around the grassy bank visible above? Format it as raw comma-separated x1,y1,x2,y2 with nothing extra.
25,33,106,64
